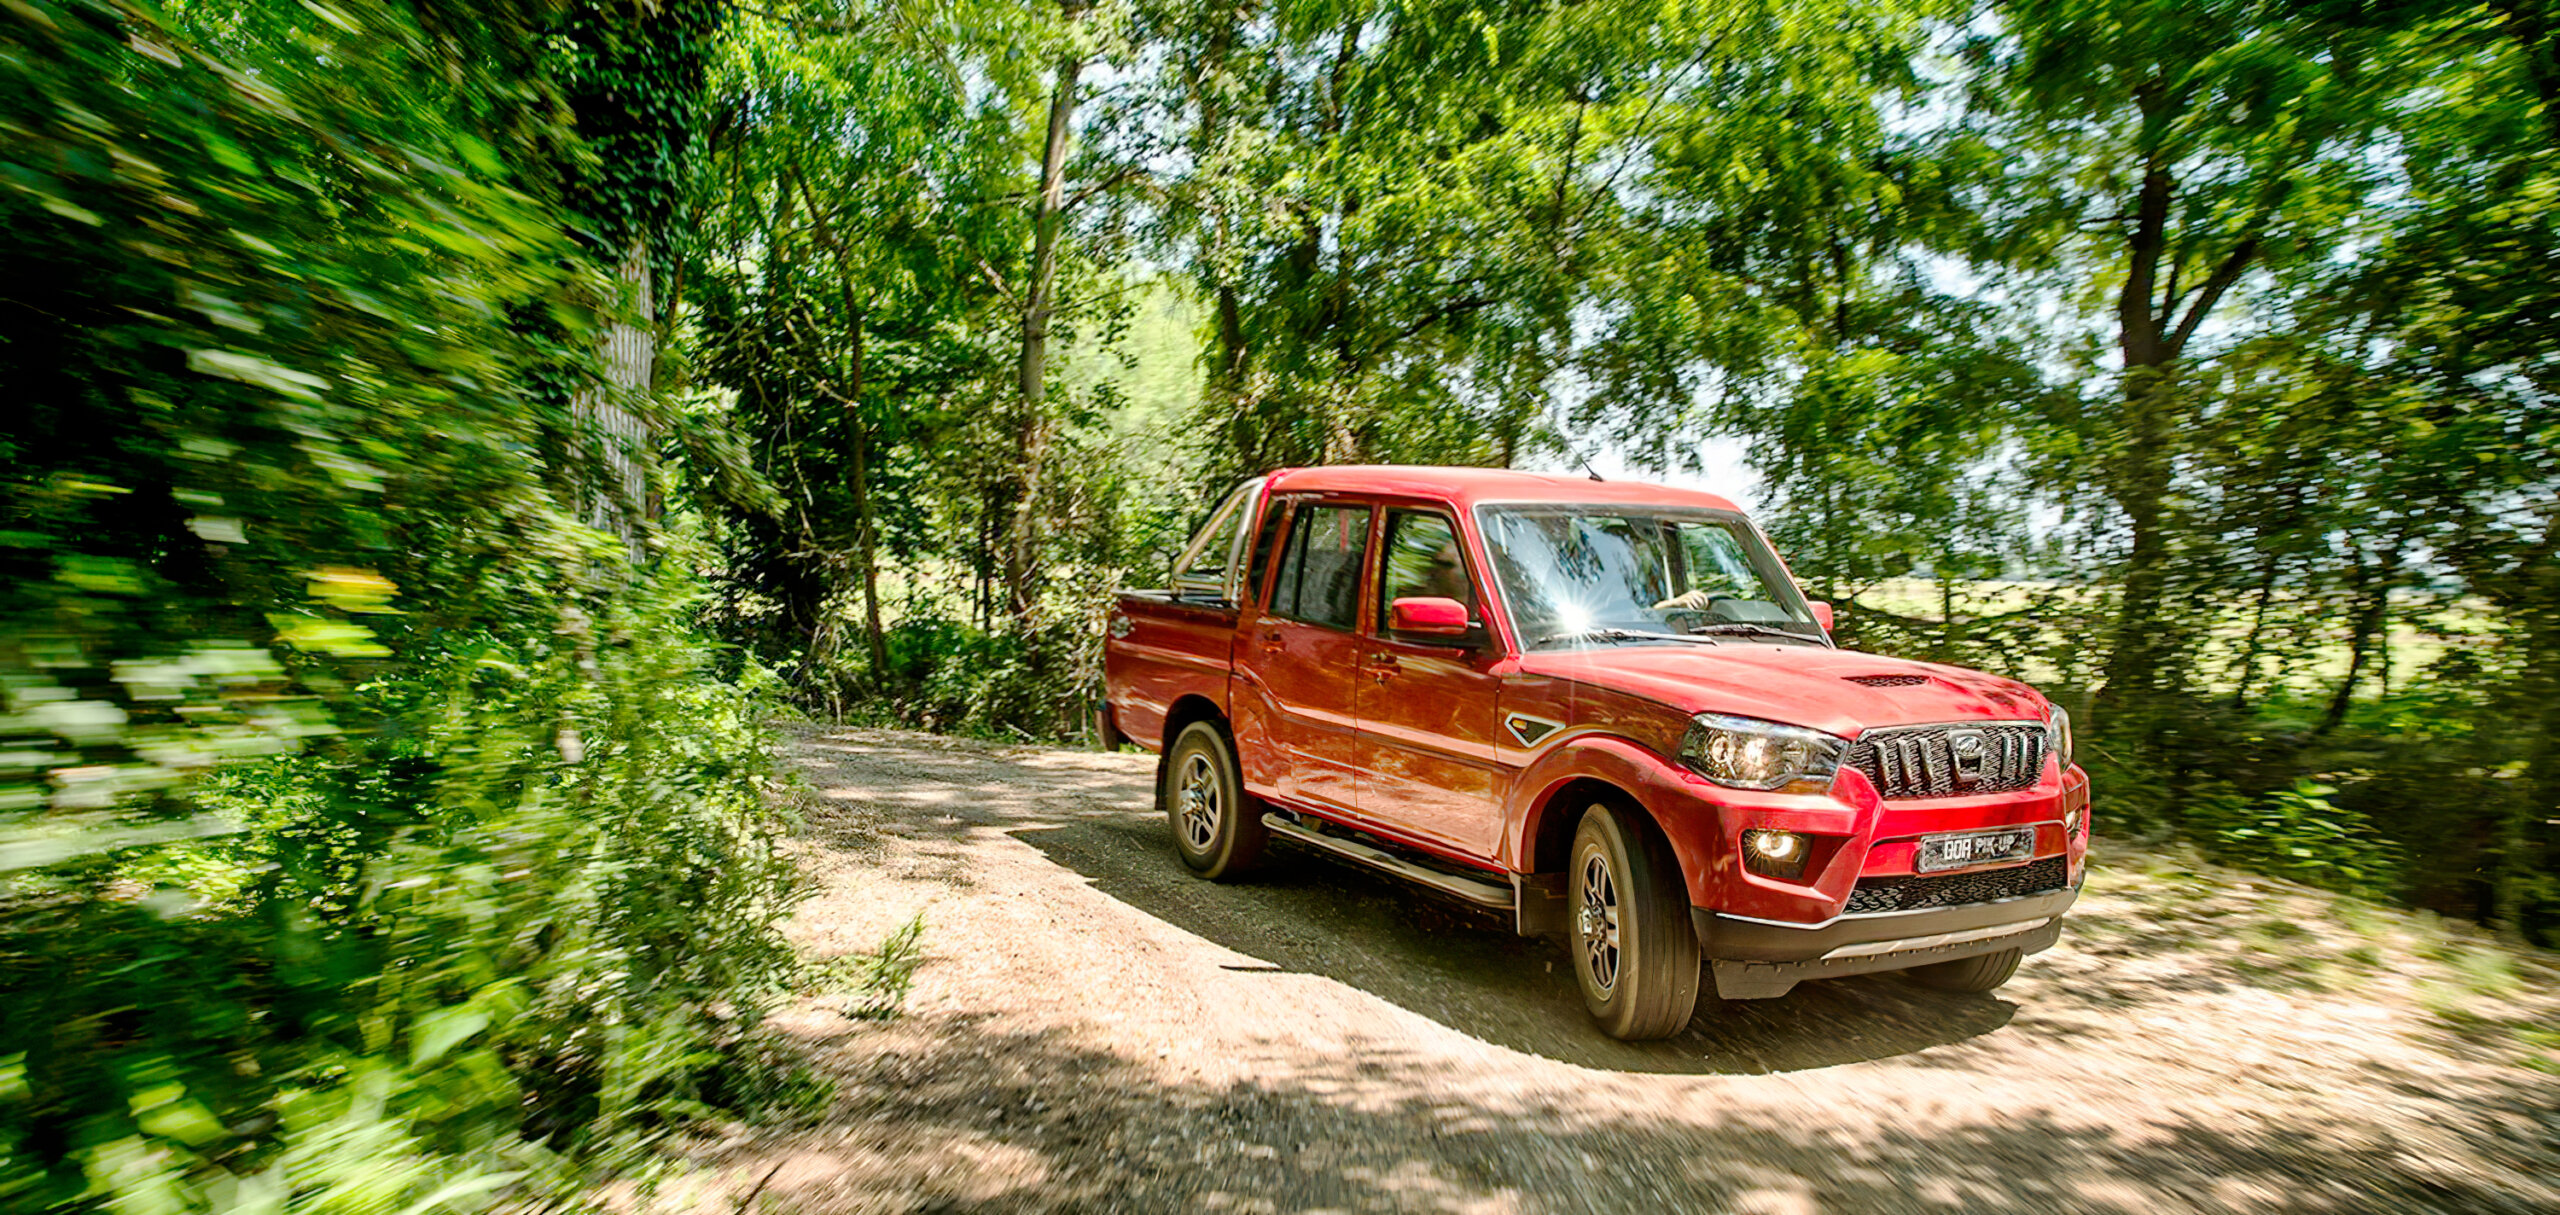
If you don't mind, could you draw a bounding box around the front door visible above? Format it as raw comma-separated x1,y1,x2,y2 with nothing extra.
1234,499,1372,813
1354,507,1507,860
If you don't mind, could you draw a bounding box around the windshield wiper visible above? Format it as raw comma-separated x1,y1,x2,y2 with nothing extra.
1535,627,1721,648
1685,623,1822,644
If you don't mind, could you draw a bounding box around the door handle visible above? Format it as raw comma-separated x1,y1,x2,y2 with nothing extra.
1260,629,1282,653
1365,652,1400,683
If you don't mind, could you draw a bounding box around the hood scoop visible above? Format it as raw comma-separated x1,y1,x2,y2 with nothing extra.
1845,674,1931,688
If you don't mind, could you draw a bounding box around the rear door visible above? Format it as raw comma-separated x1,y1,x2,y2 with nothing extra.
1233,498,1372,813
1353,507,1508,860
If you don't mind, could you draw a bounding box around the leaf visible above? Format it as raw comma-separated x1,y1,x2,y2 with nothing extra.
392,1170,526,1215
186,349,328,399
410,1006,490,1067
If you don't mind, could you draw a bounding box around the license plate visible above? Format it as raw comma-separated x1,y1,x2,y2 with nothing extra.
1916,826,2036,873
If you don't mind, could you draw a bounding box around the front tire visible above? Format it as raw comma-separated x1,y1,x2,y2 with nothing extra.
1160,720,1265,879
1570,803,1702,1039
1907,946,2021,993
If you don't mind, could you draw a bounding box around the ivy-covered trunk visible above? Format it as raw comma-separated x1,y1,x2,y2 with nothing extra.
580,239,658,551
555,0,728,549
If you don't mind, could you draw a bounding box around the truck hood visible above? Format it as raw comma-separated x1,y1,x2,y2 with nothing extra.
1520,642,2048,738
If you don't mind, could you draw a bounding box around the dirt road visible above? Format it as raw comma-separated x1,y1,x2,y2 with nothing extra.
626,726,2560,1214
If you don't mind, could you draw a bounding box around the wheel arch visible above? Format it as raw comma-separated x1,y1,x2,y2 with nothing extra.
1525,776,1639,876
1512,737,1714,906
1155,694,1229,777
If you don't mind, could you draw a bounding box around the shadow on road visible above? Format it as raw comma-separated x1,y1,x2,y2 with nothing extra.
699,1011,2549,1215
1013,810,2016,1075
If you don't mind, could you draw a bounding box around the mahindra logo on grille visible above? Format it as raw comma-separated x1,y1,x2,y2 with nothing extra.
1857,723,2045,799
1948,729,1988,785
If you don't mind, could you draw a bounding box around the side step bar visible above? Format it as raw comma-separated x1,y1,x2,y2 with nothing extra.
1261,813,1514,910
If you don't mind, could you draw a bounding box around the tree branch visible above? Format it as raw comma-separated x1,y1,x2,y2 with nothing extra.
1062,163,1146,215
1359,295,1495,363
2163,234,2258,361
734,3,867,36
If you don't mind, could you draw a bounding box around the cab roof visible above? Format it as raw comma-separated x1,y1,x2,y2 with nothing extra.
1262,465,1744,515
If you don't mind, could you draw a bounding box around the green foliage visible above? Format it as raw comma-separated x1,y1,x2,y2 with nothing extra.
19,9,2559,1202
805,913,926,1023
655,0,2560,946
2187,780,2402,901
4,565,798,1207
0,0,804,1208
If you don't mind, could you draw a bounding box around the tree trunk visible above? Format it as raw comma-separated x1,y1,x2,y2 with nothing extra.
579,238,656,560
845,308,887,679
1197,5,1248,399
783,164,890,678
2317,535,2402,736
1939,573,1957,657
1003,0,1088,622
1194,6,1254,476
2098,158,2178,721
2228,540,2284,710
1316,14,1365,464
976,478,999,631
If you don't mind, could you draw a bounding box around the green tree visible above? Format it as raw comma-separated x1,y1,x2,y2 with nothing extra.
1962,0,2398,729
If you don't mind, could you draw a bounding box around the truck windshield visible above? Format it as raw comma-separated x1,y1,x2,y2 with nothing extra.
1477,506,1824,648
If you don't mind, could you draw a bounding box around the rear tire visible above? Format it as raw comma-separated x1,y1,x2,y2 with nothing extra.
1907,946,2022,993
1161,720,1265,880
1569,803,1702,1040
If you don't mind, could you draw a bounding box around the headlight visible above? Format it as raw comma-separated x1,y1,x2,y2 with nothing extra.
1678,713,1848,793
2047,703,2074,769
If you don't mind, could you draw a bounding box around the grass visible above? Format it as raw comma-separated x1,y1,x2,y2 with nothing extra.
2522,1026,2560,1075
2081,836,2559,1063
798,912,928,1022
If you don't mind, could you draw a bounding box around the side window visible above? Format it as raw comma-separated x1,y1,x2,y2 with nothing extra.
1268,503,1371,631
1378,511,1477,629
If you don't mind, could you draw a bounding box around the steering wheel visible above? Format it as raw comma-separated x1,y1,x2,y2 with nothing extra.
1657,592,1736,631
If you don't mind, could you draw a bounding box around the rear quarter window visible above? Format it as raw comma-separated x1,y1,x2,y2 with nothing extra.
1268,503,1371,631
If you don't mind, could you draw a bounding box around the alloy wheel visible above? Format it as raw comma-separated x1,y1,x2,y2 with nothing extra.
1177,751,1222,851
1579,849,1621,995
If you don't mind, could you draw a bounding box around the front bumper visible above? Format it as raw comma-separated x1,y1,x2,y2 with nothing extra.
1692,882,2078,999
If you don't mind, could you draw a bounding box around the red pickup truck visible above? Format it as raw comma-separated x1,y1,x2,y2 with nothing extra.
1102,466,2089,1040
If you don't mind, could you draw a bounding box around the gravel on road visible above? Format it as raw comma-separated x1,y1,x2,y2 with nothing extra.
611,726,2560,1215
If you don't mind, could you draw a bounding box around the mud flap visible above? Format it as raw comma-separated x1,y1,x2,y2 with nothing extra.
1513,872,1569,937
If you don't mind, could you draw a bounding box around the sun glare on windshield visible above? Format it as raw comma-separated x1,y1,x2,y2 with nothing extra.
1479,506,1818,648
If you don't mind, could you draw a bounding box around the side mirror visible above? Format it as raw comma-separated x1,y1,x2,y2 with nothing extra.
1810,601,1835,632
1388,596,1471,637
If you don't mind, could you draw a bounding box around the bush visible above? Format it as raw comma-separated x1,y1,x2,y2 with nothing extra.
1,558,802,1208
2185,779,2403,902
0,0,803,1207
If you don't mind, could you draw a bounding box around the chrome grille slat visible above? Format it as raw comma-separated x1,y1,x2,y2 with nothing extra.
1846,722,2046,799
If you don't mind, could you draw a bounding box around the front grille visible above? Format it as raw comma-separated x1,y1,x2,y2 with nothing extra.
1846,856,2068,915
1845,674,1930,687
1846,722,2047,798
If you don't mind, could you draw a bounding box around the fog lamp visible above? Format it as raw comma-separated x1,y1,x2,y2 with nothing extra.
1741,828,1811,881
